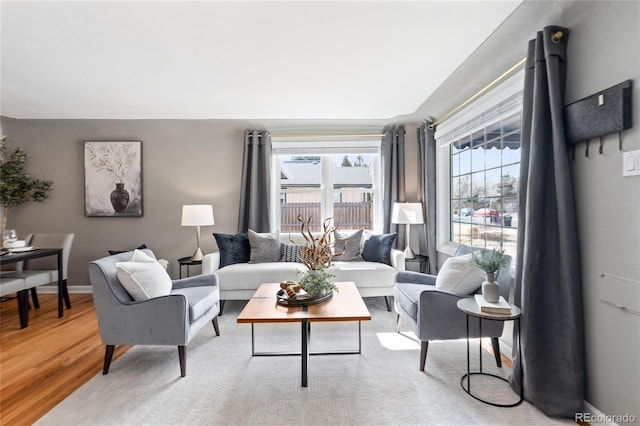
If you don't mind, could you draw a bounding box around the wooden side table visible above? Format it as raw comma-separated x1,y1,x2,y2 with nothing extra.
456,297,523,407
178,256,202,279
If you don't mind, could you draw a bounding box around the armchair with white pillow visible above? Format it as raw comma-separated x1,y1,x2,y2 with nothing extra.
89,249,221,377
394,243,512,371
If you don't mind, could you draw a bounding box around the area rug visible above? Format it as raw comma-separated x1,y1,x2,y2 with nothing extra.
37,298,573,426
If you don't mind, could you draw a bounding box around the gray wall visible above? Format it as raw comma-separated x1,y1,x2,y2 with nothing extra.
1,0,638,420
563,1,640,421
0,119,248,280
0,118,415,282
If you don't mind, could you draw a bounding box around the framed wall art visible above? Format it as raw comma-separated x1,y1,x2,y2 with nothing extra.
84,141,143,217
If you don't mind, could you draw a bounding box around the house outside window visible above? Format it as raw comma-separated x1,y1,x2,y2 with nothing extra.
272,141,382,233
435,71,524,258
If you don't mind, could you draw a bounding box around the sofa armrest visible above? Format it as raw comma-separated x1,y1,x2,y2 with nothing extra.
390,249,405,271
396,270,436,286
172,273,219,289
202,252,220,274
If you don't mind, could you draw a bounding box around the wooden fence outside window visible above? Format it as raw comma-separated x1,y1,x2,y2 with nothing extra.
280,202,373,232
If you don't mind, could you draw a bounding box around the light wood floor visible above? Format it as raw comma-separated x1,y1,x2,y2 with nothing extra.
0,294,130,425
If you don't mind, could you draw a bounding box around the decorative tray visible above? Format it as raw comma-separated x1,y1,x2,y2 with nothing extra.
276,289,333,307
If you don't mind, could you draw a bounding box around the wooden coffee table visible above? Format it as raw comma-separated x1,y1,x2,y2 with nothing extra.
237,282,371,387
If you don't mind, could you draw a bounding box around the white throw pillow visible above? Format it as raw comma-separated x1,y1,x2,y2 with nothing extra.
116,249,172,300
435,254,486,295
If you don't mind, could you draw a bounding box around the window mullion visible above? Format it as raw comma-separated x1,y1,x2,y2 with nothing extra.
321,156,334,228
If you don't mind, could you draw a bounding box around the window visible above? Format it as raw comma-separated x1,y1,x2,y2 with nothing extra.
273,142,382,233
436,71,523,258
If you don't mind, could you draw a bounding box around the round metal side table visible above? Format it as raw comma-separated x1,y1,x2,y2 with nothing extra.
178,256,202,278
456,297,523,407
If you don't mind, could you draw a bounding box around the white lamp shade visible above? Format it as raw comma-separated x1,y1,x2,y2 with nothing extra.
181,205,215,226
391,203,424,224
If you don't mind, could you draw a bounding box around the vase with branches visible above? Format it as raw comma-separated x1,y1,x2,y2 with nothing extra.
292,214,341,297
0,136,53,234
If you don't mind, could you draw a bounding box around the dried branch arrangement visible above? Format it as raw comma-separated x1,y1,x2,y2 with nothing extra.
292,214,342,270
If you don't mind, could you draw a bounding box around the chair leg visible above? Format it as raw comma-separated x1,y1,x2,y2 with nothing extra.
212,316,220,336
491,337,502,367
420,341,429,371
395,314,402,333
30,287,40,309
63,279,72,309
178,346,186,377
17,290,30,328
103,345,115,375
218,300,225,316
384,296,392,312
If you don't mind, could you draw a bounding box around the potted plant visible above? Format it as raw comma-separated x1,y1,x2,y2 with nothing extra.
294,214,339,298
0,136,53,234
471,248,508,303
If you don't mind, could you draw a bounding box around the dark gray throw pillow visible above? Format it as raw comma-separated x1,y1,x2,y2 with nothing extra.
361,232,397,265
248,230,281,263
333,230,363,261
213,232,250,268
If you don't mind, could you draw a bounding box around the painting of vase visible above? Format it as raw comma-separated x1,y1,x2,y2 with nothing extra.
84,141,143,217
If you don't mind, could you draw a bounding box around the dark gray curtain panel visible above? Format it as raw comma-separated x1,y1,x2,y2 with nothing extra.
238,130,272,233
510,26,585,417
417,123,438,273
381,125,406,248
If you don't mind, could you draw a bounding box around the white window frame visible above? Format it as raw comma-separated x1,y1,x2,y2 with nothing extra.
271,139,383,232
434,69,524,250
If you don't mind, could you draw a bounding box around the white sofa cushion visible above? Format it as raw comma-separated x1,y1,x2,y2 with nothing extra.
216,261,307,291
327,261,396,289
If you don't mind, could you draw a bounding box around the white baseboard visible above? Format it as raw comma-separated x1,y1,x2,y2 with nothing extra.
36,285,92,294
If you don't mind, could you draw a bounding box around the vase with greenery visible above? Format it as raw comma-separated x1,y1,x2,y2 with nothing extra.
294,214,339,298
471,248,508,303
0,136,53,234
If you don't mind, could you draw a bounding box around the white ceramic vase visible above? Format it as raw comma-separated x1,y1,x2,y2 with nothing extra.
482,272,499,303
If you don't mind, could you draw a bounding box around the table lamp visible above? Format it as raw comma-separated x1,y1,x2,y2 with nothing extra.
391,202,424,259
181,205,215,261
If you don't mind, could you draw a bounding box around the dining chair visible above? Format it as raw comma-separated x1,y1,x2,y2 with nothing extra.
17,233,75,310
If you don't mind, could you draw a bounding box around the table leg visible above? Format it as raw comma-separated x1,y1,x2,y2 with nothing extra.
301,319,309,387
478,317,483,374
57,251,64,318
466,314,470,393
251,323,255,356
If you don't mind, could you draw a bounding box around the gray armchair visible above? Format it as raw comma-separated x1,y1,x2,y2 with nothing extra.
89,249,220,377
394,243,512,371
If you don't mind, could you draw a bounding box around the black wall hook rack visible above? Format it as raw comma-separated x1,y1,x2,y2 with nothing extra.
565,79,633,157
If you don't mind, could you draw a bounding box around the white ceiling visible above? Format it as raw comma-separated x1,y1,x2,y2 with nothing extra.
0,1,522,120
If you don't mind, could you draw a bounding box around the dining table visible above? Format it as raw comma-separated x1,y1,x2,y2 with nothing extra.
0,247,67,318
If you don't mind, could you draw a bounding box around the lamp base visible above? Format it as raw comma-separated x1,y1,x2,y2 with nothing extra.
404,245,416,259
191,247,204,261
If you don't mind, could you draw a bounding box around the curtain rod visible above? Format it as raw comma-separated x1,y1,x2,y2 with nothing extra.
428,57,527,130
269,133,386,138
